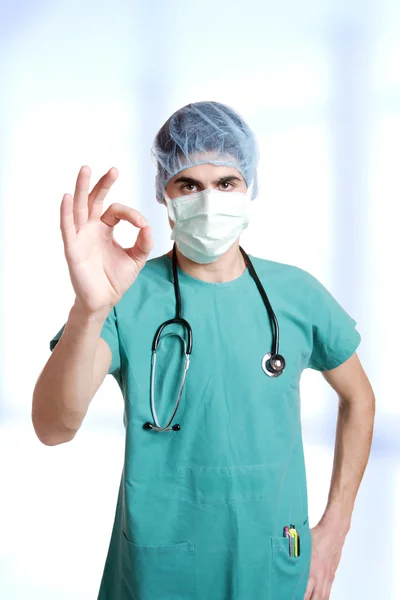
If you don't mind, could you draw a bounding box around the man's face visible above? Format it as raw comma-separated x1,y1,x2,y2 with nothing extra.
163,164,247,230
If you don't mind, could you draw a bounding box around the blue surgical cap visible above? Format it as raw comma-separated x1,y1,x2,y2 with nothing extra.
151,101,259,203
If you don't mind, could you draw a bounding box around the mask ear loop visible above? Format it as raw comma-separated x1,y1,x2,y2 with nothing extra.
164,190,178,225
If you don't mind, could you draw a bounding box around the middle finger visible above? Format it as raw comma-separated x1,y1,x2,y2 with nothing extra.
88,167,119,220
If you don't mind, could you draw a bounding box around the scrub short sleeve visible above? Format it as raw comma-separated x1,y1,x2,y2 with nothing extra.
49,306,121,377
305,272,361,372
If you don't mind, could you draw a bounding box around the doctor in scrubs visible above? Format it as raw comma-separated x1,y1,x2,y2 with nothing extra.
32,101,375,600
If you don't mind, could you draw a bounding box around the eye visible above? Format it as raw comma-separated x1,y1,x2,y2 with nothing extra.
181,184,198,193
219,181,234,191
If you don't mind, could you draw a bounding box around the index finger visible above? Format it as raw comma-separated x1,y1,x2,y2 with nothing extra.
100,203,148,229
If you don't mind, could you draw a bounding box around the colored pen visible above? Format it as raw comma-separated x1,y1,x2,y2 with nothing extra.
283,525,293,556
289,524,298,557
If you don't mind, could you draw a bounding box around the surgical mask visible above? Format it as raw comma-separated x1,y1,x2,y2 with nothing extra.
165,183,253,264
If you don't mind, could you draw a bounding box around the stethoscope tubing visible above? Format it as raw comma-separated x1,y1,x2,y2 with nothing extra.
144,243,285,432
239,247,280,357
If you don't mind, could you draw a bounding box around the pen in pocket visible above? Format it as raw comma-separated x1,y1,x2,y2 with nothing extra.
283,526,292,556
289,525,298,557
283,524,301,557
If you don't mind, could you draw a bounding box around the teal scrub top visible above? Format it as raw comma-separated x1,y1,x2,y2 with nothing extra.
50,253,361,600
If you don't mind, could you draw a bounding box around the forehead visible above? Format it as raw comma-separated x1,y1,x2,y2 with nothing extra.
169,163,244,184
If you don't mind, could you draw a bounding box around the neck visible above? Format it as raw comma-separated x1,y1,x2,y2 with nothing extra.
167,241,247,283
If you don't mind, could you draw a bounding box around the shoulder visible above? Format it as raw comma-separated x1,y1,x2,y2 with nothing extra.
246,255,333,312
247,254,318,291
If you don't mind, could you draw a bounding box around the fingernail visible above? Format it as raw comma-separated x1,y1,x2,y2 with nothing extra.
138,217,147,226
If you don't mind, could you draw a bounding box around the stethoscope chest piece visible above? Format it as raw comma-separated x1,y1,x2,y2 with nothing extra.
261,352,286,377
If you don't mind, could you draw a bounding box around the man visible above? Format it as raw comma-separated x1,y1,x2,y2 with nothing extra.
32,101,375,600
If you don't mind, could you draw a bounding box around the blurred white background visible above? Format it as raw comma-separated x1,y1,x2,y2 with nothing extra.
0,0,398,598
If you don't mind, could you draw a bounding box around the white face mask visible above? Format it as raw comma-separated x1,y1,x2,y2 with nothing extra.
165,184,253,264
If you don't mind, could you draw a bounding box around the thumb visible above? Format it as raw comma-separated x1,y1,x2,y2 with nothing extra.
124,226,154,267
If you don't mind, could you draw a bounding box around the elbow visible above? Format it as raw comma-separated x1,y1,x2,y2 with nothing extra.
33,426,77,446
36,432,76,446
32,420,76,446
31,405,77,446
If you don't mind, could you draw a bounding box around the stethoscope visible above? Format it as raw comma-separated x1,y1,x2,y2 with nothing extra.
143,243,286,432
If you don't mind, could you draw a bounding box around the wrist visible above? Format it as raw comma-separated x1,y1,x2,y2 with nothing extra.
70,300,112,327
318,509,352,538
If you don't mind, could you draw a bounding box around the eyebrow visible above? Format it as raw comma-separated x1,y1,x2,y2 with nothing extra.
172,175,243,186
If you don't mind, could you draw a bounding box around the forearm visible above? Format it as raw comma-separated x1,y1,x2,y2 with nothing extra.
320,392,375,534
32,302,110,445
